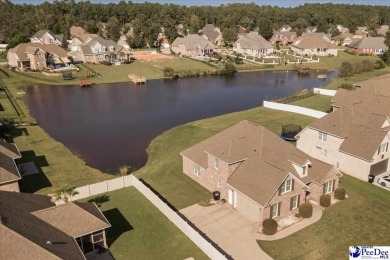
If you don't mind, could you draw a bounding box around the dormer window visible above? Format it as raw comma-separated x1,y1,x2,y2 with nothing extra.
378,143,389,155
302,166,307,176
214,158,219,170
318,132,327,142
109,46,115,52
280,179,292,194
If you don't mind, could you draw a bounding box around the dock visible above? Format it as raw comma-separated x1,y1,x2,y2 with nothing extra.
128,74,146,85
80,80,94,87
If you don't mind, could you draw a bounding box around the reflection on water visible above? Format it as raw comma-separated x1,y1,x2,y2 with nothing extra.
23,70,337,173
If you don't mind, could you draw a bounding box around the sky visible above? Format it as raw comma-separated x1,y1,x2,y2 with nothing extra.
8,0,390,7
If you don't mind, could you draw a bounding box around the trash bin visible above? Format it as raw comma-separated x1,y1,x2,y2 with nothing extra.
368,174,375,183
212,191,220,201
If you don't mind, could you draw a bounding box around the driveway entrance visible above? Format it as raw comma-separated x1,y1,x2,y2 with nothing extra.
180,203,272,260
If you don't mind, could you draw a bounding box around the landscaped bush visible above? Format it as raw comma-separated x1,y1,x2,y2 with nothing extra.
359,52,369,56
299,202,313,218
374,60,386,69
338,83,355,90
338,61,354,78
320,194,331,207
262,218,278,235
334,188,346,200
361,59,374,72
100,60,112,66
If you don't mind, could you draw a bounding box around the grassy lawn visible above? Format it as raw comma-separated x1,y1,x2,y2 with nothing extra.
80,187,208,260
258,174,390,260
288,95,333,112
135,107,316,209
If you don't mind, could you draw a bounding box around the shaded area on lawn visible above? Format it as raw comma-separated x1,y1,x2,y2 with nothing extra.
103,208,133,246
257,174,390,260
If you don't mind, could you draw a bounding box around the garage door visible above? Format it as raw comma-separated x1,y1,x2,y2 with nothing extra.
370,159,389,176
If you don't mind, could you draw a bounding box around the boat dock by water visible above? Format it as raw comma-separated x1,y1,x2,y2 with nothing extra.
128,74,146,85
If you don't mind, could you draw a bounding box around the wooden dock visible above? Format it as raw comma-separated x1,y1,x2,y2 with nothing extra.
80,80,94,87
128,74,146,85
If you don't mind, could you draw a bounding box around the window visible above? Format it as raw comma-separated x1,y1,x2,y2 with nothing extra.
290,195,299,210
270,203,279,218
302,166,307,176
318,132,328,142
323,149,328,158
214,158,219,169
324,180,334,194
218,177,222,187
378,143,389,155
193,164,200,176
280,179,292,194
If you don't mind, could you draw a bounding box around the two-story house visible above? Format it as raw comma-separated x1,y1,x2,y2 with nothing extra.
269,31,297,46
233,32,274,58
72,37,130,64
0,139,21,192
296,75,390,181
171,34,216,56
181,120,341,228
200,24,223,46
30,30,66,47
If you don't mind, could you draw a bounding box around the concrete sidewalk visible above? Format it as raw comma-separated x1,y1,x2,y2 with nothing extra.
257,205,322,241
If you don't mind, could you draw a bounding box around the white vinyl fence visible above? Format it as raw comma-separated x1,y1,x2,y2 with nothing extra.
313,88,337,96
71,175,229,260
263,100,327,118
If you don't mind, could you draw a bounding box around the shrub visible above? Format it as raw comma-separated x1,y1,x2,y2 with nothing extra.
163,67,174,78
338,83,355,90
338,61,354,78
299,202,313,218
294,213,301,218
334,188,346,200
359,52,369,56
262,219,278,235
100,60,111,66
320,194,331,207
374,60,386,69
361,59,374,72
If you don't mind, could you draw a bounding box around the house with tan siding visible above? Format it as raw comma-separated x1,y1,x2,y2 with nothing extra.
171,34,216,56
296,75,390,181
201,24,223,46
233,32,274,57
0,139,21,192
181,120,341,228
291,33,338,56
30,30,66,47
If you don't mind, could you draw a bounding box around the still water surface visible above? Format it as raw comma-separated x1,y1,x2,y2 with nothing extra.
23,71,336,173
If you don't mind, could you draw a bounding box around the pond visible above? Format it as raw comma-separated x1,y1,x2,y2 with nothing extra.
22,70,337,173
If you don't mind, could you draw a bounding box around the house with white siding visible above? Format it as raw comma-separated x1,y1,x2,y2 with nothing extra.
233,32,274,57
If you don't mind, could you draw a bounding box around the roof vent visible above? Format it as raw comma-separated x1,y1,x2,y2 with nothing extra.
46,241,52,245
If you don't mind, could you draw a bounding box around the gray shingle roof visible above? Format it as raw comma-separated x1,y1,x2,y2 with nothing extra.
0,139,21,185
233,32,273,50
348,37,386,50
171,34,216,50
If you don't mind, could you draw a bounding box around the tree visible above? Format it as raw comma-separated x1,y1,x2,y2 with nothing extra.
222,28,238,47
339,61,354,78
385,31,390,47
106,16,121,41
6,33,29,50
189,14,201,34
51,185,79,203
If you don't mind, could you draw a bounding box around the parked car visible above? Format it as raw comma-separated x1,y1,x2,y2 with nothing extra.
377,175,390,188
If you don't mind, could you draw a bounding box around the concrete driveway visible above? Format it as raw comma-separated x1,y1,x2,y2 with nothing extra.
373,172,390,190
180,203,272,260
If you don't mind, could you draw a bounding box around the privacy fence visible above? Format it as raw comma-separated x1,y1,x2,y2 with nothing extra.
71,175,229,260
263,100,327,118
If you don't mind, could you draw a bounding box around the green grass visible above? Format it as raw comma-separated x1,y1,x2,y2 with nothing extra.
288,95,332,112
135,107,316,209
80,188,208,260
257,174,390,260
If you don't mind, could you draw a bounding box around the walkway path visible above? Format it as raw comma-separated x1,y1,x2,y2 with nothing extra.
257,205,322,241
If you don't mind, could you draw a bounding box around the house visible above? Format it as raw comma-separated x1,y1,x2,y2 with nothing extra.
70,25,86,38
305,26,318,33
181,120,341,227
347,37,387,56
278,25,292,32
171,34,216,56
233,32,274,57
7,43,70,71
296,75,390,181
117,35,130,50
0,139,21,192
71,37,130,64
0,190,111,259
201,24,223,46
269,31,297,46
332,32,354,46
237,25,247,34
30,30,66,47
355,26,369,38
376,25,389,37
291,33,338,56
336,25,349,34
68,34,98,51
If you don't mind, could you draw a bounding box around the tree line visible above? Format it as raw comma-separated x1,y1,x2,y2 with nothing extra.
1,0,390,47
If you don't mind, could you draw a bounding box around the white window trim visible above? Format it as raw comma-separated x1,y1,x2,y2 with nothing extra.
193,164,200,177
302,166,307,176
280,179,292,194
291,195,299,210
378,143,388,154
324,181,333,194
218,177,222,188
318,132,328,142
214,158,219,170
271,203,279,218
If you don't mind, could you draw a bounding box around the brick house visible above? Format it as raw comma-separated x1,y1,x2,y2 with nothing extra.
0,139,22,192
347,37,387,56
181,121,341,227
0,191,111,259
296,74,390,181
